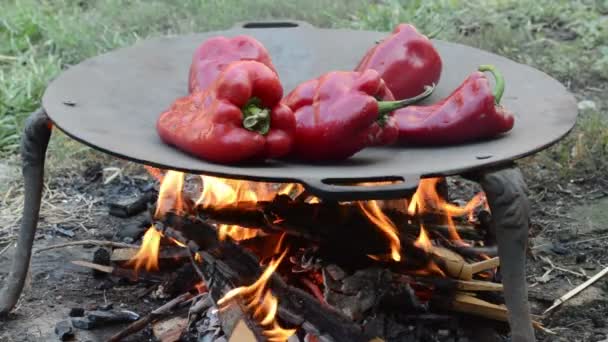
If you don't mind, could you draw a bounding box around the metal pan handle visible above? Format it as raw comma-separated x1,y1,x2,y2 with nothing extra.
231,20,314,30
300,175,421,202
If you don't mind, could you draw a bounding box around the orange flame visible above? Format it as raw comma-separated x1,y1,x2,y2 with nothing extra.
127,226,162,272
408,178,487,242
144,165,164,182
197,176,304,209
169,237,187,248
415,225,432,253
218,249,295,342
358,200,401,262
218,224,262,241
155,170,185,218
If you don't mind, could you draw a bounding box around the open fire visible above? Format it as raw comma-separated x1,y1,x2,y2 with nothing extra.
123,167,513,341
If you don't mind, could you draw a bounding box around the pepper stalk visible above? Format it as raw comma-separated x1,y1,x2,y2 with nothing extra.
478,64,505,105
376,83,436,126
242,97,271,135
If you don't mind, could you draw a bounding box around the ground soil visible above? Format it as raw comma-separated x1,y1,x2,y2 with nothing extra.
0,158,607,341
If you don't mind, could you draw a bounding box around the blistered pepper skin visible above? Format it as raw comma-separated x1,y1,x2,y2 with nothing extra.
283,70,399,161
188,35,276,93
356,24,442,100
395,71,514,145
159,61,295,164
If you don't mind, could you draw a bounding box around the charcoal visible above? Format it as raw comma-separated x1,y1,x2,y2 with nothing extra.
576,253,587,264
189,294,212,315
362,313,385,338
550,243,569,255
68,307,85,317
108,191,157,218
196,307,224,342
82,162,103,182
71,309,139,330
92,248,110,278
324,264,346,281
54,320,74,340
592,316,606,328
53,225,75,238
87,309,139,324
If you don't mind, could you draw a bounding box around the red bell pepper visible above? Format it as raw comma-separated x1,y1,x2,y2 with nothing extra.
158,60,295,164
283,69,434,161
355,23,442,100
188,35,277,93
395,65,514,145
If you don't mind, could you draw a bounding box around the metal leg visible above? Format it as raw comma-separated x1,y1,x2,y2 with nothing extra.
0,109,52,316
469,164,535,342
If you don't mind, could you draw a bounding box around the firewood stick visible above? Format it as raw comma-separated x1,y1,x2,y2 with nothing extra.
70,260,163,282
451,293,508,321
110,247,190,262
452,293,546,331
543,264,608,314
455,280,503,292
431,246,472,280
470,257,500,274
35,240,138,253
108,292,193,342
432,248,499,280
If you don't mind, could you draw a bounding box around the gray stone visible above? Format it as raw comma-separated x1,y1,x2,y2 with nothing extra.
71,317,94,330
54,320,73,341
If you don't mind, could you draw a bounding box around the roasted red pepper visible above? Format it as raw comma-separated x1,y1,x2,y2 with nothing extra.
188,35,277,93
395,65,514,145
283,69,434,161
158,61,295,164
355,23,442,100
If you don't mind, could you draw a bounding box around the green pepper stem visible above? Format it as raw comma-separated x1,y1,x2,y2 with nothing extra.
242,98,270,135
478,64,505,105
377,83,436,115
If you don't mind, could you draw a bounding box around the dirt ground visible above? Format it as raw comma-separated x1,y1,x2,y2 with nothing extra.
0,157,607,342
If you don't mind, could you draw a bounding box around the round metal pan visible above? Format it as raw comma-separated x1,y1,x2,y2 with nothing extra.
42,21,577,201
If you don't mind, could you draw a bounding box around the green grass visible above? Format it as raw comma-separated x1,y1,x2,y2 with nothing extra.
0,0,607,177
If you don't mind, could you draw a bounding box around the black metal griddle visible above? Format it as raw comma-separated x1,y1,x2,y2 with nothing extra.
41,21,577,200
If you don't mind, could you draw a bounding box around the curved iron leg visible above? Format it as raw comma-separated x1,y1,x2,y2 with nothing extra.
0,109,51,316
474,165,535,342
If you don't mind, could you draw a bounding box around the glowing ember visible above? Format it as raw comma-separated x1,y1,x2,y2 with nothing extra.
194,252,203,263
127,226,162,272
218,224,262,241
195,282,207,294
218,249,295,342
155,170,185,218
415,225,432,253
358,200,402,262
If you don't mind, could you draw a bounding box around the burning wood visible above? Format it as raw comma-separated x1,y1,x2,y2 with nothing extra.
127,226,162,272
88,168,517,341
110,246,190,262
218,249,296,341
